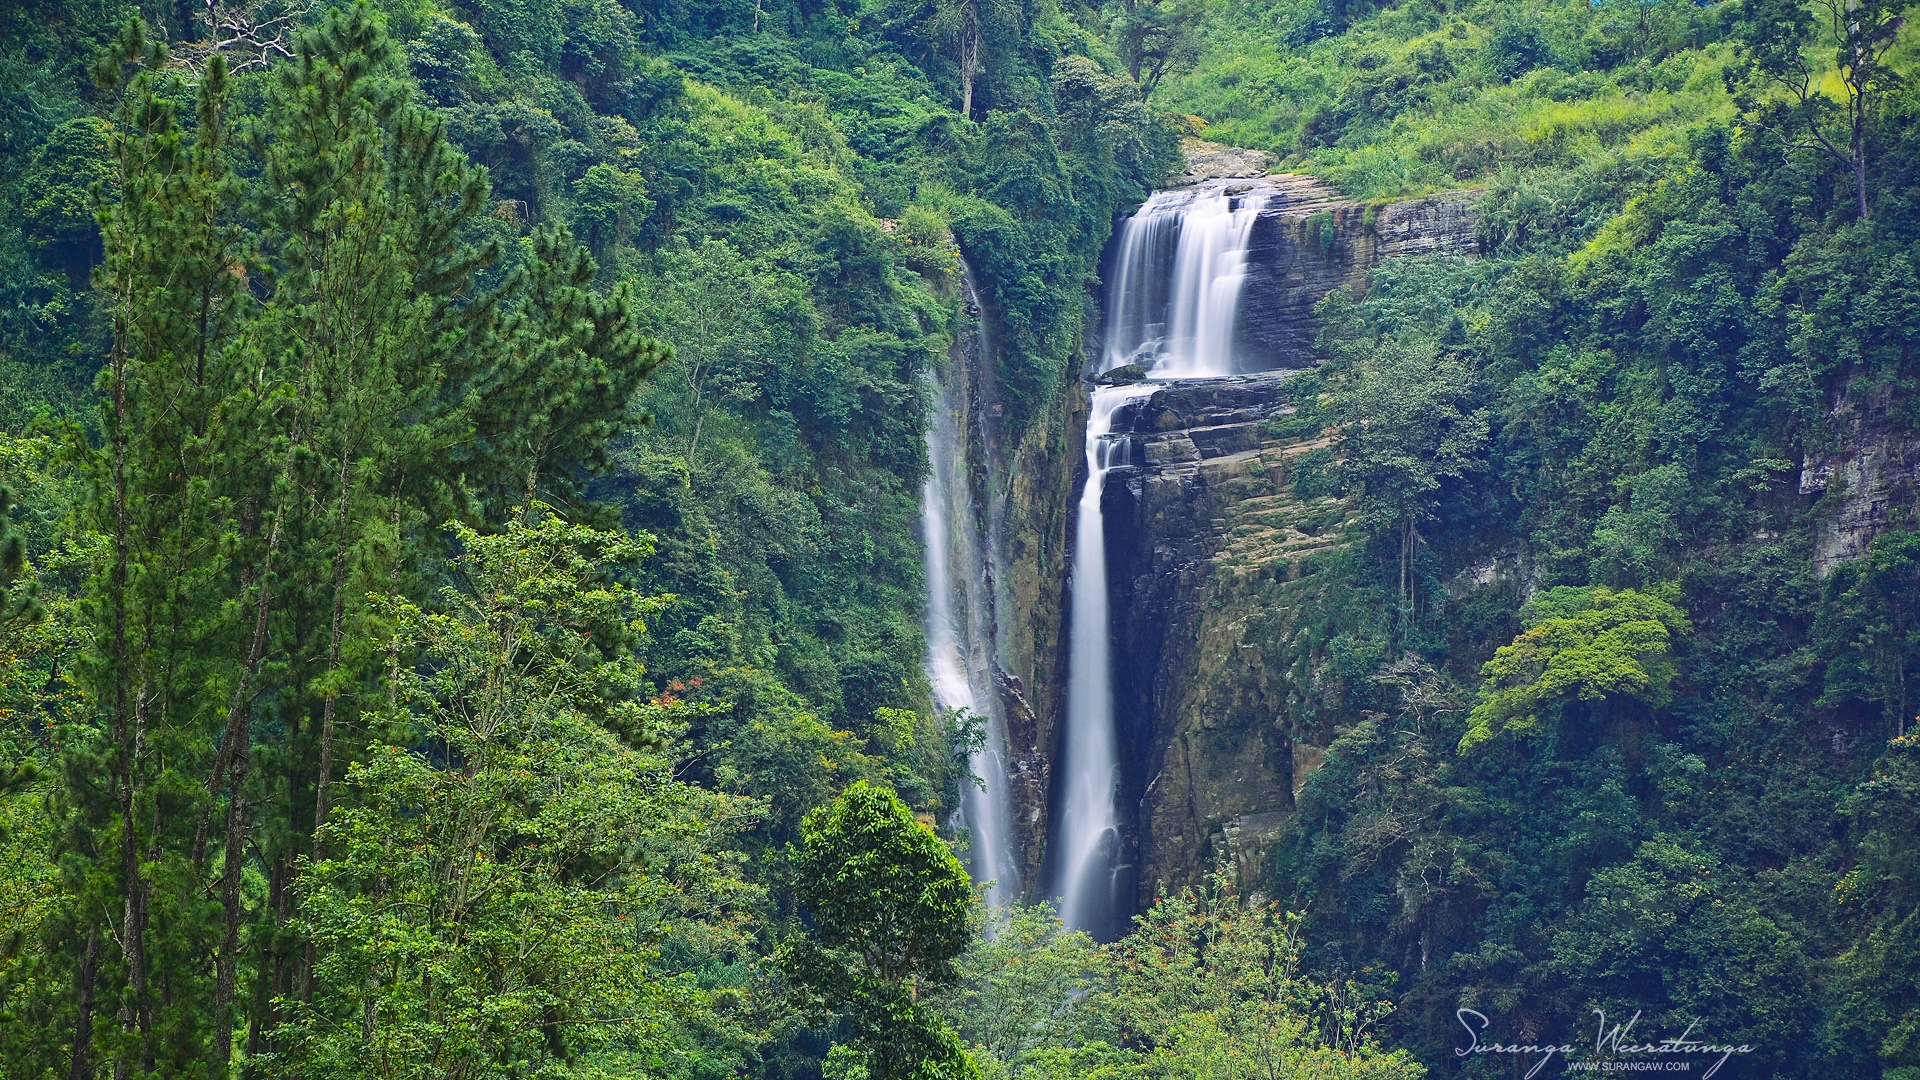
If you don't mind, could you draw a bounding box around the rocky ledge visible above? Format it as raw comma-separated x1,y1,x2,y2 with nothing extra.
1096,372,1359,899
1168,137,1275,186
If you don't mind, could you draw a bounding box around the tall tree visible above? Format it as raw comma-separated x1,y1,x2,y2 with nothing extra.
279,513,755,1076
1732,0,1907,220
56,6,666,1071
1331,334,1489,625
783,781,977,1080
1106,0,1211,95
78,25,246,1073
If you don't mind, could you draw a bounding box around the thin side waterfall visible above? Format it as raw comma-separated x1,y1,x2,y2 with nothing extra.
923,273,1021,907
1054,180,1272,938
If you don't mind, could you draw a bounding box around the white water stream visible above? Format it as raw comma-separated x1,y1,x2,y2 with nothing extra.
1055,182,1271,936
922,271,1021,907
1054,381,1154,934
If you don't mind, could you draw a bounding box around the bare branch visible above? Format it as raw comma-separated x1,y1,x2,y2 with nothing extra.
169,0,315,75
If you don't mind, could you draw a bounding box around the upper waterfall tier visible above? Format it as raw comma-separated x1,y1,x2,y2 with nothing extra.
1102,183,1271,379
1098,173,1481,374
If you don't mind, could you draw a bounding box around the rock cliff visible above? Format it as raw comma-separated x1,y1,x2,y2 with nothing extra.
996,382,1083,891
1234,176,1480,369
1800,379,1920,576
1099,373,1359,893
1052,163,1479,902
990,153,1483,902
994,141,1911,922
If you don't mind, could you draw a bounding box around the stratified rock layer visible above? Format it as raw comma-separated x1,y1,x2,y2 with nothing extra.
1237,176,1479,369
1099,373,1358,896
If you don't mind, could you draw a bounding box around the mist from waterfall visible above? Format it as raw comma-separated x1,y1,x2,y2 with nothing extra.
1054,180,1271,938
922,272,1021,908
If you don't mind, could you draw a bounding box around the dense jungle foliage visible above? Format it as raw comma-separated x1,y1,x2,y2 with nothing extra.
1,0,1918,1072
0,0,1191,1073
1146,0,1920,1073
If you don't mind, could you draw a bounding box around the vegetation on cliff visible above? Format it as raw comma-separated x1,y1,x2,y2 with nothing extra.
1143,0,1920,1073
0,0,1917,1072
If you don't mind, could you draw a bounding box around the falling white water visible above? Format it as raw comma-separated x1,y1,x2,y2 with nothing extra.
922,287,1021,907
1102,183,1271,379
1055,382,1153,936
1100,191,1185,373
1054,180,1272,937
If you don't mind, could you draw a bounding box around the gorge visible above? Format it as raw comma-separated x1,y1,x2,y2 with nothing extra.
925,152,1482,932
15,0,1920,1071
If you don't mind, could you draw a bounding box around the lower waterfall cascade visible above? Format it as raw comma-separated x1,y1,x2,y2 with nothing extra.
1053,381,1154,938
1053,180,1276,937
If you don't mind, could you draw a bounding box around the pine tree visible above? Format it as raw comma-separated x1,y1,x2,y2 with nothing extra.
51,6,668,1071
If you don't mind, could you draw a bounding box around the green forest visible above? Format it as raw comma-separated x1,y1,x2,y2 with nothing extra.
0,0,1916,1071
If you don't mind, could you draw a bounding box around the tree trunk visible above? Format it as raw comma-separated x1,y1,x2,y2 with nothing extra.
108,320,153,1076
70,927,99,1080
1855,144,1869,221
304,456,357,1002
211,727,251,1074
211,547,279,1075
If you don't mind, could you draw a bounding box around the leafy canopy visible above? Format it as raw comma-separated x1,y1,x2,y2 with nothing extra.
283,512,759,1076
786,781,976,1080
1462,585,1692,750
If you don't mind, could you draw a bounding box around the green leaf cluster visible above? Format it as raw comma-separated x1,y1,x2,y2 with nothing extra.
1461,585,1691,750
785,781,977,1080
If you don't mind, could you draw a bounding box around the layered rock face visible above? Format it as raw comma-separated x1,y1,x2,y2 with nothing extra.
1801,380,1920,576
989,153,1484,902
1098,373,1357,892
1235,177,1479,369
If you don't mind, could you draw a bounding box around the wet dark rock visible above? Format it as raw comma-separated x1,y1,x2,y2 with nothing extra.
1089,372,1361,897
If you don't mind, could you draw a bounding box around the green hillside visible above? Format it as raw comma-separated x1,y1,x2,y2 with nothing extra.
0,0,1917,1074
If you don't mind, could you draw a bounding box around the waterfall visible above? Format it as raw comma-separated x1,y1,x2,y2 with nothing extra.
1053,180,1271,938
923,268,1021,907
1102,183,1271,379
1100,191,1184,373
1055,382,1153,938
